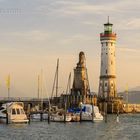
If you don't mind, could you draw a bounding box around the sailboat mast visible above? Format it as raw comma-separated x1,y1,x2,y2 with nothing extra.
40,69,43,97
38,75,40,99
6,74,10,99
56,58,59,97
40,69,43,111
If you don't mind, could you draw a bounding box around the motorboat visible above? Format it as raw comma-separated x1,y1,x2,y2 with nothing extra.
50,112,71,122
0,102,29,123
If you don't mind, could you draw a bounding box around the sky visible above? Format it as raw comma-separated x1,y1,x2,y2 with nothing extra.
0,0,140,98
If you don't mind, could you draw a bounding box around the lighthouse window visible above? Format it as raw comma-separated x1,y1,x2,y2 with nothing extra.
111,61,113,65
106,42,108,46
106,69,107,74
105,83,107,87
111,42,113,46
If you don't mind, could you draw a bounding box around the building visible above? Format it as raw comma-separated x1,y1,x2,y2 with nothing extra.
98,18,117,101
59,52,96,108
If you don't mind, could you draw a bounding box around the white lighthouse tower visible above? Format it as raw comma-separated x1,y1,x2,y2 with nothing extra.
98,18,117,101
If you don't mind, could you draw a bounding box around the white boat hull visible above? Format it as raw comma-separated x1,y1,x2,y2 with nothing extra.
51,115,71,122
31,113,48,121
81,115,103,121
79,104,104,121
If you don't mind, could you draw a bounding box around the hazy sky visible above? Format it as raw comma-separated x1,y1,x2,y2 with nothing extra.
0,0,140,98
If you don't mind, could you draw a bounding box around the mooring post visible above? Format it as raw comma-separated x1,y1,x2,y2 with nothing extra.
6,112,9,124
104,102,107,123
48,101,50,124
92,103,94,123
64,102,66,123
27,104,31,124
28,113,31,124
80,103,82,122
117,102,119,115
105,102,107,123
40,112,43,122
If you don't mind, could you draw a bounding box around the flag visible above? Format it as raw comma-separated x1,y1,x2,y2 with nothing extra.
125,84,128,94
6,74,10,89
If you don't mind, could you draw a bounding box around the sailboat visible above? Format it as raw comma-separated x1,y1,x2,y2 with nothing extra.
31,70,48,121
50,59,72,122
81,104,103,121
67,103,103,121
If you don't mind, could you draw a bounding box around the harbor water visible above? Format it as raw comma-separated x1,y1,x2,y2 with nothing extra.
0,114,140,140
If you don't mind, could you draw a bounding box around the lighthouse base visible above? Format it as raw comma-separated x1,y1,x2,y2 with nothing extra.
98,97,124,114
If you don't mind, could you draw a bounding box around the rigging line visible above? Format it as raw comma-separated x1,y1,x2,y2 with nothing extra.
84,55,91,93
51,67,57,99
51,58,59,99
43,72,48,99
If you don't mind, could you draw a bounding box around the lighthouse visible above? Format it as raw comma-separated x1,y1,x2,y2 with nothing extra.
98,18,117,101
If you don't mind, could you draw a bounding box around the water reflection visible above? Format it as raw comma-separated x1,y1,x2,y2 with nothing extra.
0,114,140,140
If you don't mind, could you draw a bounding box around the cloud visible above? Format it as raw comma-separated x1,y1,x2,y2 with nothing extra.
126,18,140,29
8,30,50,41
118,47,140,53
58,34,94,45
43,0,140,16
117,18,140,30
82,21,98,26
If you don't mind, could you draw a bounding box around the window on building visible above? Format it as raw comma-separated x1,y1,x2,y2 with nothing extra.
101,42,103,47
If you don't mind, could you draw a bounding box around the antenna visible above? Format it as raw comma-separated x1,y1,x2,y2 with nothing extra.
108,16,109,23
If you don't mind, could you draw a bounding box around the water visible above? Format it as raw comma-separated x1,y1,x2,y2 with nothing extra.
0,114,140,140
